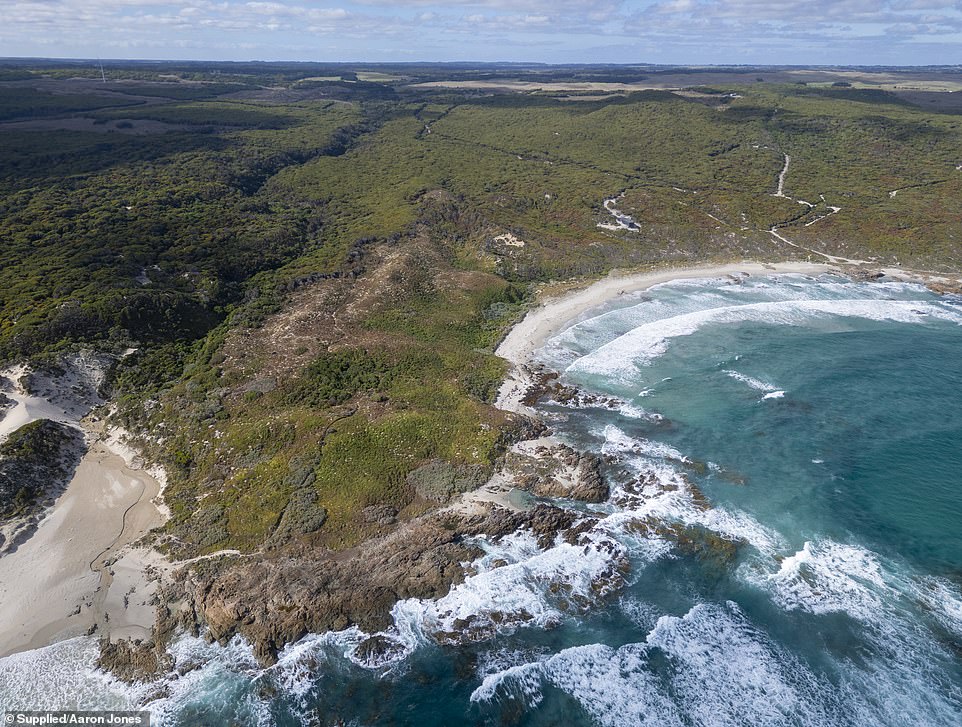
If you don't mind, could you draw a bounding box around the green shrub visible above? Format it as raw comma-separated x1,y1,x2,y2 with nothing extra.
287,349,392,407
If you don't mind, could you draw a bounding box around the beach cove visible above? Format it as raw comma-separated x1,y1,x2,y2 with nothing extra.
1,260,962,724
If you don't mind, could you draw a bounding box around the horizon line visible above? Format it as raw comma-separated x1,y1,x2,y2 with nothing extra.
2,56,962,71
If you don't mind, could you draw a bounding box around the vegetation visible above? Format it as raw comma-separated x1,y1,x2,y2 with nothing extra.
0,419,83,521
2,61,960,554
0,87,142,121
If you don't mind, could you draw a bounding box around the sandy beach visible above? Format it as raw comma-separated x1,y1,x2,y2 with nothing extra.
496,261,837,370
0,359,168,659
449,262,839,514
0,437,166,657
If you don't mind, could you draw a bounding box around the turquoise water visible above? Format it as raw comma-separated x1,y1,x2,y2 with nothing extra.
2,273,962,725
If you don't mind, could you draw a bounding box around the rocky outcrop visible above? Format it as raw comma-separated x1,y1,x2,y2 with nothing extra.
519,364,629,413
505,441,609,503
97,637,172,683
163,503,588,666
926,279,962,295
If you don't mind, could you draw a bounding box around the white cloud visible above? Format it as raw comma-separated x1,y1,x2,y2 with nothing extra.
1,0,960,61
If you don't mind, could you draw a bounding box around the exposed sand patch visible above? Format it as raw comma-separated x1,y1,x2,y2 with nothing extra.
0,439,165,656
773,154,791,198
0,357,168,658
493,232,526,247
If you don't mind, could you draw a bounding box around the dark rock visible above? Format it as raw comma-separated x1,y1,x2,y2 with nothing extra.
97,638,172,683
352,634,407,667
507,443,609,503
164,502,589,666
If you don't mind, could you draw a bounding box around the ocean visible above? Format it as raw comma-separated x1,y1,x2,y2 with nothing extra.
2,273,961,726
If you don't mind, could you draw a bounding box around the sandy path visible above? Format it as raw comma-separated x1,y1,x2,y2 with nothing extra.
774,154,791,198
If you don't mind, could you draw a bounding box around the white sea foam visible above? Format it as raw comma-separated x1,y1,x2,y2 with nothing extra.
607,481,782,560
565,298,962,382
477,646,550,680
471,641,682,726
0,637,146,712
392,529,628,646
618,597,662,629
477,590,962,727
617,401,662,420
541,275,935,372
598,424,689,462
145,634,265,724
760,540,890,622
910,576,962,638
470,658,546,706
724,369,778,392
646,603,833,726
472,603,834,727
742,540,962,726
723,370,787,400
479,276,962,723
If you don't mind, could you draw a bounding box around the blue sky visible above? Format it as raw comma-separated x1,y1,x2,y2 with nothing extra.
3,0,962,65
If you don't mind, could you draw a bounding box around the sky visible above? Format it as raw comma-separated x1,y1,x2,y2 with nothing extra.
3,0,962,65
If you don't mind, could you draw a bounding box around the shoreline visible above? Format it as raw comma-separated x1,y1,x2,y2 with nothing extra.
0,361,168,660
484,257,962,512
493,261,842,418
495,259,962,372
496,261,837,370
455,262,839,515
2,257,959,669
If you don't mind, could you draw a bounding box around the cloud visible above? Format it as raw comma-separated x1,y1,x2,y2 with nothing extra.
1,0,961,62
627,0,962,49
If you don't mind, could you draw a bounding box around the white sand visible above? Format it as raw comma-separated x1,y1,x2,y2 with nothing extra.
0,365,77,442
496,261,835,368
0,439,166,657
0,360,168,658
